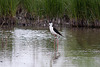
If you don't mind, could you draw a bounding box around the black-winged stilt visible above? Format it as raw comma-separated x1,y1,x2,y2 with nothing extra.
49,23,63,51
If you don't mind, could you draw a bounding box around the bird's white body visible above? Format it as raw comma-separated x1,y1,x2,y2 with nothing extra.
49,23,59,36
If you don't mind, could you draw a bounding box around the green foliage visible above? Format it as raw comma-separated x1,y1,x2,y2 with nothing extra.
66,0,100,21
0,0,19,17
21,0,34,14
0,0,100,23
22,0,65,18
0,0,9,16
44,0,64,18
9,0,19,17
33,0,45,16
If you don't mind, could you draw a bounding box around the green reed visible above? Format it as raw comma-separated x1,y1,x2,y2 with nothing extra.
0,0,100,24
0,0,19,17
0,0,9,16
33,0,45,16
22,0,65,18
66,0,100,21
21,0,34,14
9,0,19,17
43,0,64,18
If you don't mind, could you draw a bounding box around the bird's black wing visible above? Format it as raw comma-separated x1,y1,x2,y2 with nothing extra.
53,27,62,36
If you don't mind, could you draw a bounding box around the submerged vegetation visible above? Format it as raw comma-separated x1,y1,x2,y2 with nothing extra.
0,0,100,27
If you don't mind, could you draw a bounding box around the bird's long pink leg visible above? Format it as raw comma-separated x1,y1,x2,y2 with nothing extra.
57,38,59,52
54,35,56,50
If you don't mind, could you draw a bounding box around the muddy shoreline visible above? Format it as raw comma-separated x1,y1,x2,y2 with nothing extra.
0,16,100,28
0,15,70,27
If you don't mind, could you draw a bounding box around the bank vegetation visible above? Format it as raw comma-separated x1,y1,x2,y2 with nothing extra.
0,0,100,27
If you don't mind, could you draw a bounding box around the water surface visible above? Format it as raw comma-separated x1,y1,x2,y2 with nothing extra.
0,27,100,67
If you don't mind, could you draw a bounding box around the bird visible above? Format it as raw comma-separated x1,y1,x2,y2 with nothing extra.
49,23,62,36
49,22,63,51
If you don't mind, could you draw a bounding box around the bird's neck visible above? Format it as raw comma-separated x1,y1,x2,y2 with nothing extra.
49,25,52,27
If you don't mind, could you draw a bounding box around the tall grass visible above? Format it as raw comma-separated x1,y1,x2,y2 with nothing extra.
21,0,34,14
43,0,64,18
66,0,100,21
0,0,19,17
33,0,45,17
9,0,19,17
0,0,100,26
21,0,65,18
20,0,100,22
0,0,9,16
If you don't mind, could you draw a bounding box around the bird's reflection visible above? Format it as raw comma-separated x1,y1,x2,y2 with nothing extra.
49,41,61,67
52,51,60,63
50,50,60,67
46,37,61,66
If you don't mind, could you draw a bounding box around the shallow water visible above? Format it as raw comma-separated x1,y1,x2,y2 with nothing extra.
0,27,100,67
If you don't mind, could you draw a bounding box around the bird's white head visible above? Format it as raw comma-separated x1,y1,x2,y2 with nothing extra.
49,23,53,27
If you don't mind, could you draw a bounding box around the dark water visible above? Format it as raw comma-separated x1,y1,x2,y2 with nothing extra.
0,27,100,67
